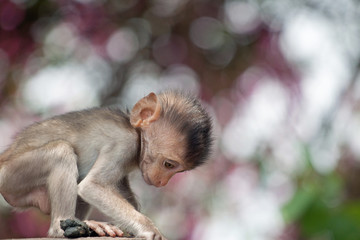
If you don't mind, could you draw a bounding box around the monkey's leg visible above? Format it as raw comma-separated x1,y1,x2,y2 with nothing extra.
74,198,123,237
75,197,91,220
45,140,79,237
0,140,79,237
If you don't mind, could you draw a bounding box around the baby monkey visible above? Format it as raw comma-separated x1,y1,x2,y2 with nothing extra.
0,91,212,240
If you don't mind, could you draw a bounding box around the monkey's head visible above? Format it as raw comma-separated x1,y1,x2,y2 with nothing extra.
130,91,213,187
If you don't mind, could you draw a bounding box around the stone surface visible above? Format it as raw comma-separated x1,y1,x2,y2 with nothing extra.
3,238,145,240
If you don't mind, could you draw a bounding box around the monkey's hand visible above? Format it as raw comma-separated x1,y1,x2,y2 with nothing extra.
139,231,167,240
60,219,96,238
84,220,124,237
60,219,124,238
137,217,168,240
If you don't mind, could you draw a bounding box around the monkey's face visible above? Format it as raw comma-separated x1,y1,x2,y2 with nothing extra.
139,120,187,187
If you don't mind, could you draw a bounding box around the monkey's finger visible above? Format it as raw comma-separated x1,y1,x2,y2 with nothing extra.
110,225,124,237
99,223,116,237
84,221,106,237
92,226,106,237
100,223,123,237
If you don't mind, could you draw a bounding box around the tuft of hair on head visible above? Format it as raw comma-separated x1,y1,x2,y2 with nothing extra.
157,90,213,169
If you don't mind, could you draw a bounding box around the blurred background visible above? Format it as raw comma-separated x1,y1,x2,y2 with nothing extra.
0,0,360,239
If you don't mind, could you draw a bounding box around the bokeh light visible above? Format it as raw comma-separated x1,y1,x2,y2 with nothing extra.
1,0,360,239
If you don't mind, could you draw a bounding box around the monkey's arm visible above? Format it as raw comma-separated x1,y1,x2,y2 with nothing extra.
117,176,140,211
77,147,164,240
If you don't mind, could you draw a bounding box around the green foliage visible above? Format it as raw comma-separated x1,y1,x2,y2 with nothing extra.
282,145,360,240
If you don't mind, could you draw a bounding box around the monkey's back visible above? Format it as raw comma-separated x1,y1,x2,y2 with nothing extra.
1,107,138,163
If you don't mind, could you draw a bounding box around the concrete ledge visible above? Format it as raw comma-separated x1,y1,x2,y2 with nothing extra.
3,238,145,240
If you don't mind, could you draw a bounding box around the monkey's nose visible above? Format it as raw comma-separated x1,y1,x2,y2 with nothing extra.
156,179,168,187
155,181,163,187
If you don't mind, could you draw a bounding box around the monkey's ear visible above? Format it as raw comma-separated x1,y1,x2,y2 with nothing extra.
130,92,161,128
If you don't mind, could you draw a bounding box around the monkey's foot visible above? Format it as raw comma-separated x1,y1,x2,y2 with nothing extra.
84,220,124,237
60,219,97,238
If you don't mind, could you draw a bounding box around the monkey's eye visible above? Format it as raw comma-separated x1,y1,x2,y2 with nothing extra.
164,160,175,169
